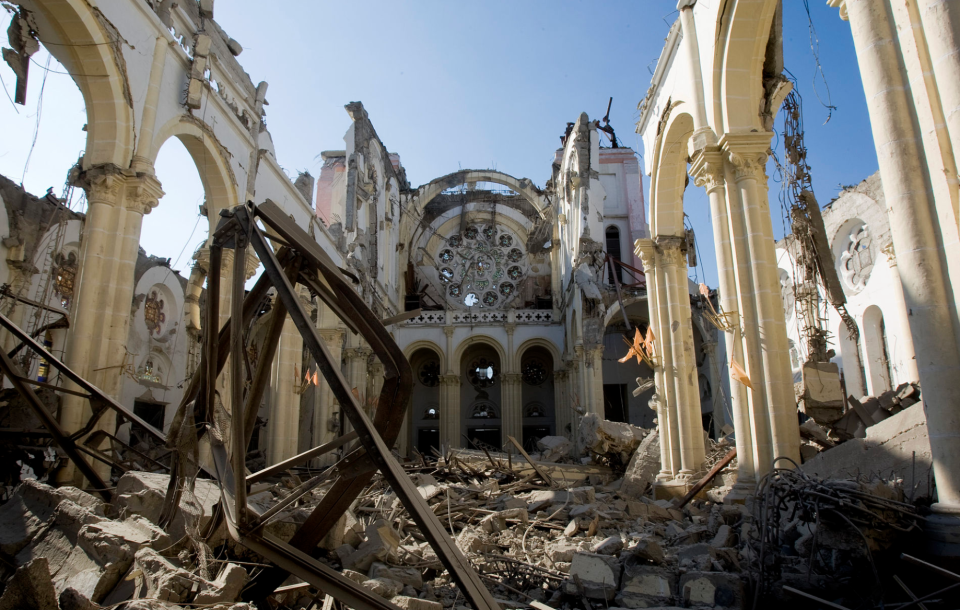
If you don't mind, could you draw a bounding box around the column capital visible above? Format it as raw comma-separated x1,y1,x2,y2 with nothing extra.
503,372,522,385
244,249,260,280
634,237,656,269
343,346,371,360
655,235,685,267
504,322,516,336
368,361,385,375
553,369,568,381
443,325,455,338
319,328,345,344
826,0,848,21
440,374,461,387
719,132,771,183
583,345,603,368
123,173,164,215
690,149,727,193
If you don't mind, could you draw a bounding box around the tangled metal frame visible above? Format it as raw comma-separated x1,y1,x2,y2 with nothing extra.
0,200,499,610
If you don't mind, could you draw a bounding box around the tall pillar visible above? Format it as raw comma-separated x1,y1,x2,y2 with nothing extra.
657,236,706,477
502,373,523,446
917,0,960,185
268,315,302,465
837,0,960,515
59,169,162,483
343,345,372,412
314,327,345,466
635,238,681,479
881,245,920,382
439,374,461,450
693,150,757,494
367,360,385,417
553,369,570,439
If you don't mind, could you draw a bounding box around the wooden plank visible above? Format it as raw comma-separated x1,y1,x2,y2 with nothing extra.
507,435,555,487
675,448,736,508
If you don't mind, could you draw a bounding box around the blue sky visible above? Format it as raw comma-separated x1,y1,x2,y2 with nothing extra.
0,1,877,288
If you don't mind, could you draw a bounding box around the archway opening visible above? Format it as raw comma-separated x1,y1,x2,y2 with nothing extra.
409,347,442,457
601,299,656,428
520,346,555,451
460,342,502,450
862,305,892,395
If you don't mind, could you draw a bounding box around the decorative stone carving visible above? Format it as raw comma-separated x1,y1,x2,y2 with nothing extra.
691,152,726,193
655,236,685,268
727,151,767,183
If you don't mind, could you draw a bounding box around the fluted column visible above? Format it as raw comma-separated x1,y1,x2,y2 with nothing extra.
657,236,706,477
59,170,162,483
691,151,756,494
439,374,461,450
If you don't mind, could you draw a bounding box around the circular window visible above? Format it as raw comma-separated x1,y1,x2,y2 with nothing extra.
439,249,454,263
418,360,440,387
448,234,462,248
522,360,547,386
507,248,523,262
449,284,462,297
499,282,514,297
482,291,498,307
435,223,527,309
469,358,498,388
464,292,479,306
499,234,513,247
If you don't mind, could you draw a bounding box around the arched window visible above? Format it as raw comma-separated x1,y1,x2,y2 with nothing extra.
862,306,892,394
606,225,622,283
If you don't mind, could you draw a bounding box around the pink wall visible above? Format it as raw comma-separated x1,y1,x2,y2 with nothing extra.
315,153,345,225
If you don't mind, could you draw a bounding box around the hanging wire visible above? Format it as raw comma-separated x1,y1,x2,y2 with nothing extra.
20,52,51,184
801,0,837,124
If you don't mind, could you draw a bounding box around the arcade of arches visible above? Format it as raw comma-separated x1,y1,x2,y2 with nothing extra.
1,0,959,551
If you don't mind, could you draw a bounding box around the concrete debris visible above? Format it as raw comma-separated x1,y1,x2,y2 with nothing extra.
0,410,935,610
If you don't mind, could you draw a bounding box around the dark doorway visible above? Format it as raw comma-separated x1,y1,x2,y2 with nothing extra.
603,384,629,423
606,226,622,284
417,428,440,456
131,400,165,446
467,427,501,450
523,425,551,452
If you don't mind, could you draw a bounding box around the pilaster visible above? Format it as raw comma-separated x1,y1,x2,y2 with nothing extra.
439,373,461,450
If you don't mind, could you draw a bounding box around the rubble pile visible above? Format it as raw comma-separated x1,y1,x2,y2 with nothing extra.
0,414,931,610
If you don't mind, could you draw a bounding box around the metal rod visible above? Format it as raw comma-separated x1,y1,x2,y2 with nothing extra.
247,431,358,484
900,553,960,582
0,347,111,500
231,237,248,527
783,586,850,610
204,244,222,428
893,575,929,610
249,472,331,531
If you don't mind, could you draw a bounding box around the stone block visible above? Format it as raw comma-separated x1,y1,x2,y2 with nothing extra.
620,430,661,500
627,537,665,565
343,519,400,571
679,571,744,608
710,524,734,548
564,552,621,600
0,557,59,610
545,539,581,563
113,472,220,541
58,587,100,610
342,569,368,584
0,480,103,557
619,563,676,608
579,413,648,461
370,562,423,589
592,535,624,555
528,487,595,510
626,500,673,522
393,596,443,610
362,577,403,599
536,435,572,462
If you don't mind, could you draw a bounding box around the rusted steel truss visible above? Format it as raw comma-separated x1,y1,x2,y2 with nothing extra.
167,201,499,610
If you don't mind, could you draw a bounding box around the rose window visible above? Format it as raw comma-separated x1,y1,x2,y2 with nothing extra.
437,223,527,309
144,290,166,336
418,360,440,387
469,358,498,388
838,222,874,292
522,360,547,386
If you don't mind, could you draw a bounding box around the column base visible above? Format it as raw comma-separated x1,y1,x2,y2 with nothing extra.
924,504,960,556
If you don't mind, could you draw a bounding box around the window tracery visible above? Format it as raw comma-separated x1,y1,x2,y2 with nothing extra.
53,251,77,308
468,357,498,388
418,360,440,387
522,359,547,386
469,401,498,419
437,222,527,309
144,290,166,335
838,222,875,292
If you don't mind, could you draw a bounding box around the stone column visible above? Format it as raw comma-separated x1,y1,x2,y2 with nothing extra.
881,245,920,383
836,0,960,516
367,360,385,417
439,374,461,450
917,0,960,179
553,369,571,439
502,373,523,446
657,236,706,477
722,134,800,472
692,151,756,494
59,170,162,483
343,345,372,411
635,238,680,479
267,315,302,465
314,327,345,466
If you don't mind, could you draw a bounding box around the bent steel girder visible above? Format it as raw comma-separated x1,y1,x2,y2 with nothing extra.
197,202,499,610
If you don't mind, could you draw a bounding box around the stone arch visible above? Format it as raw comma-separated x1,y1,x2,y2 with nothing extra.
414,170,546,218
649,112,694,237
516,338,562,365
404,340,445,362
26,0,135,167
150,118,239,219
603,295,651,329
713,0,782,132
407,344,443,456
453,335,506,369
